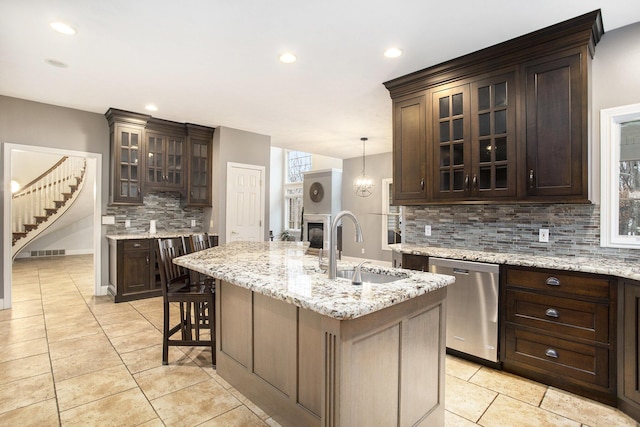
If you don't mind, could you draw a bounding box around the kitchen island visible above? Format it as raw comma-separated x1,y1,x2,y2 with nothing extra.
174,241,455,427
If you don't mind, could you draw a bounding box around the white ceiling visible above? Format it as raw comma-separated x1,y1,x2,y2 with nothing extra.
1,1,639,159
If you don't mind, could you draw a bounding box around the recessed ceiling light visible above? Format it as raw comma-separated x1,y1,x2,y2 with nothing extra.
50,21,76,36
45,58,68,68
384,47,403,58
279,53,297,64
145,104,158,112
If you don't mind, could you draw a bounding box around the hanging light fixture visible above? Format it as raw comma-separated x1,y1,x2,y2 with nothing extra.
353,137,374,197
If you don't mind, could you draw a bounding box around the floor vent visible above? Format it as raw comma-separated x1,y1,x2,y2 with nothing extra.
30,249,66,257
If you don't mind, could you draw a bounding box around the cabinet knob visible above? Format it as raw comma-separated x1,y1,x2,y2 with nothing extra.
545,308,559,318
546,277,560,286
545,348,558,358
146,255,149,265
529,170,535,188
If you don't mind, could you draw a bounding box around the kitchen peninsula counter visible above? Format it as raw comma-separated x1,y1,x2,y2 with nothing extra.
174,241,454,427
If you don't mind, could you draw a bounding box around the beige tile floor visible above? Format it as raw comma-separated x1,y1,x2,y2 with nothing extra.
1,255,638,427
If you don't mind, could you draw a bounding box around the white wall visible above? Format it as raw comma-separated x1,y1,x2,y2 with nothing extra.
212,126,271,244
591,21,640,203
341,152,392,262
0,96,109,299
268,147,342,239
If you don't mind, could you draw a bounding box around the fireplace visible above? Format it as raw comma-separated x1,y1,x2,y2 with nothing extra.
303,214,331,251
303,214,342,254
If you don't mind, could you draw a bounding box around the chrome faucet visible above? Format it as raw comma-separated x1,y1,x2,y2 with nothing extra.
328,210,364,279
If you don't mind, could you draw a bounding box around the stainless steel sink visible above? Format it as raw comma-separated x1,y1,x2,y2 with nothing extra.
335,269,406,284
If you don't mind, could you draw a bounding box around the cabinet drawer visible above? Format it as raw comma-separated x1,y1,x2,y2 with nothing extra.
123,239,150,251
506,268,610,299
505,325,609,387
505,290,609,343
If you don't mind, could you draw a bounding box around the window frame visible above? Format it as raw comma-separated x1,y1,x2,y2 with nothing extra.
381,178,402,251
600,103,640,249
283,150,312,232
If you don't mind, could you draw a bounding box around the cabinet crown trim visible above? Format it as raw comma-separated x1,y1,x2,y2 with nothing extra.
383,9,603,97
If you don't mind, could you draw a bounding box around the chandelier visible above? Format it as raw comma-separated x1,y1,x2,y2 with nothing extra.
353,137,374,197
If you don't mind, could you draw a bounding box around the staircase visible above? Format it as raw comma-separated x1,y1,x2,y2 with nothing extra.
12,156,87,259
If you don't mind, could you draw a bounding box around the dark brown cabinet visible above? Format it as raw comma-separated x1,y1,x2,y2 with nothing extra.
524,51,586,199
618,279,640,421
145,126,186,193
431,72,517,201
106,110,148,205
500,266,616,405
392,93,428,203
105,108,215,205
401,253,429,272
384,10,603,204
108,239,159,302
186,124,214,207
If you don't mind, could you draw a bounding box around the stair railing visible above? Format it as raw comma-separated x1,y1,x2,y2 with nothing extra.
12,156,86,237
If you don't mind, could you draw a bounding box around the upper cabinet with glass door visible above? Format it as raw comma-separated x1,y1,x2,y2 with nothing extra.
145,118,186,194
432,72,516,201
384,10,603,204
106,109,149,205
105,108,215,205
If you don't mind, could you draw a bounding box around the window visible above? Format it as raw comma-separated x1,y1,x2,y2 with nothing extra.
284,151,312,231
600,103,640,248
381,178,402,250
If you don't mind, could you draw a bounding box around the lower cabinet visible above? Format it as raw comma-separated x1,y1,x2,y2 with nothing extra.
109,238,160,302
619,279,640,421
501,266,616,405
401,253,429,272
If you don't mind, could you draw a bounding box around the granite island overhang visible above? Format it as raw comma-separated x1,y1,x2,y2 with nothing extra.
174,241,455,427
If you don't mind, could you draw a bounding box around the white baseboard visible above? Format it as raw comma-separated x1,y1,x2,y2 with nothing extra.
15,249,94,259
98,285,109,297
0,298,5,310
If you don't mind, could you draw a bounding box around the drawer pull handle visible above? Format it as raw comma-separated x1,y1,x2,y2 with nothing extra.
546,277,560,286
420,178,425,191
133,243,141,248
545,308,559,318
545,348,558,358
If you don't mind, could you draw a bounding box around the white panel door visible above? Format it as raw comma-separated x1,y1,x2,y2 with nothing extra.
226,162,265,242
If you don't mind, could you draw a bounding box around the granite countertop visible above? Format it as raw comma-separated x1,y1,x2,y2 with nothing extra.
391,243,640,282
106,232,214,240
173,241,454,320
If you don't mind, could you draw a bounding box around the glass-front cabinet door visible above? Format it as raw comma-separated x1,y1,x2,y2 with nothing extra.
114,124,143,204
432,84,471,200
432,72,516,201
145,132,185,192
470,72,516,198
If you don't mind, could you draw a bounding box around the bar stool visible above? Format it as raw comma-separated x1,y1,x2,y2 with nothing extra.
156,237,215,367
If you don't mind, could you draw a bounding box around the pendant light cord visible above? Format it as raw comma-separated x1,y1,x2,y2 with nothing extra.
361,137,367,175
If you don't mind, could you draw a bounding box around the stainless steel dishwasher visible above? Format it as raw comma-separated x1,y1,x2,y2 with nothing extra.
429,257,500,363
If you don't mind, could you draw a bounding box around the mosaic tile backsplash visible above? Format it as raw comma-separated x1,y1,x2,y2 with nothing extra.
403,203,640,263
105,192,205,235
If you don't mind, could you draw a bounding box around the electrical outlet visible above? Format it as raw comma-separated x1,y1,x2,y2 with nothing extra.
539,228,549,243
191,219,196,227
361,248,365,254
124,220,131,228
424,225,432,236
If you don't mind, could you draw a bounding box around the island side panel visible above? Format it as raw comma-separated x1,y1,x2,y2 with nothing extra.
299,308,323,418
216,280,321,427
334,287,447,427
401,300,445,426
253,292,297,396
218,279,252,368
